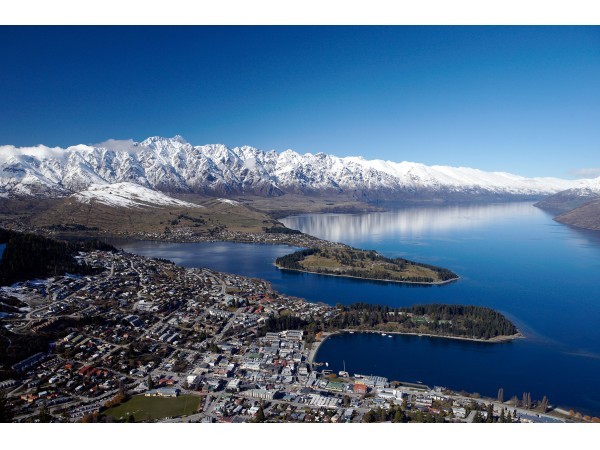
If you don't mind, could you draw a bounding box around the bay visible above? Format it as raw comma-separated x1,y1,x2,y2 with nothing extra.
116,202,600,416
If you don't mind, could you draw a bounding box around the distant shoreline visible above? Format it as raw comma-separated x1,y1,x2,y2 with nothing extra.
308,329,523,364
274,263,459,286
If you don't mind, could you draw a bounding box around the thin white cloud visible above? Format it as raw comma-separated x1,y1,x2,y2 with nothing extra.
569,168,600,179
93,139,144,153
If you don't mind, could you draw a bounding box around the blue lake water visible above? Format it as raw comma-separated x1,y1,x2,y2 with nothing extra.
116,202,600,415
0,243,5,260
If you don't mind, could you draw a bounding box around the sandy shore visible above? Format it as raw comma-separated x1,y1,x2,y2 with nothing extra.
308,329,523,364
307,331,338,364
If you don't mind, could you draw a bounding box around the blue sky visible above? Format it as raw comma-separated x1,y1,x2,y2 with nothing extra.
0,26,598,178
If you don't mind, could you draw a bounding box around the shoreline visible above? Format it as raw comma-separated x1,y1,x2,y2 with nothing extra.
22,224,462,286
308,331,336,364
308,329,523,364
274,263,459,286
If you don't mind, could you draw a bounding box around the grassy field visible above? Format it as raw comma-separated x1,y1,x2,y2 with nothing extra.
300,251,441,281
104,394,201,422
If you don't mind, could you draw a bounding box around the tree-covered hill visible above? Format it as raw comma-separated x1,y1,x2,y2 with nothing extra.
330,303,518,340
275,246,458,284
265,302,518,341
0,229,114,286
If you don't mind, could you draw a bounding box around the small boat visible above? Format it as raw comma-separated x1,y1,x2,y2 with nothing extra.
349,331,354,334
340,360,350,377
388,335,393,338
382,333,387,336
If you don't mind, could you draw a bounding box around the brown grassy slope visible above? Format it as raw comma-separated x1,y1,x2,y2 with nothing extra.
535,191,600,214
14,196,280,236
554,198,600,231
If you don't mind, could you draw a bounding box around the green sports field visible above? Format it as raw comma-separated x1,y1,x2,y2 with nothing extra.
104,394,201,422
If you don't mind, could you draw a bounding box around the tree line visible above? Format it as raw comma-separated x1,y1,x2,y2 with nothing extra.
264,302,517,341
325,303,518,339
0,229,115,286
264,226,302,235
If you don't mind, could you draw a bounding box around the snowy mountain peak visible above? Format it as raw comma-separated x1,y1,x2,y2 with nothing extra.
172,135,188,144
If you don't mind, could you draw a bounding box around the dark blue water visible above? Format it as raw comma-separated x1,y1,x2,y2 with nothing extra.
116,202,600,415
109,240,302,280
0,243,5,261
314,332,600,414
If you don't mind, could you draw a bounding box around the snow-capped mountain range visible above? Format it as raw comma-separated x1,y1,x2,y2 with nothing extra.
0,135,591,202
556,177,600,197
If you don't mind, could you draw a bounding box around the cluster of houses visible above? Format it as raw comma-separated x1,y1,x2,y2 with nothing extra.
0,248,566,423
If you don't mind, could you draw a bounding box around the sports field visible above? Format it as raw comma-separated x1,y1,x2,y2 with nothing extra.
104,394,201,422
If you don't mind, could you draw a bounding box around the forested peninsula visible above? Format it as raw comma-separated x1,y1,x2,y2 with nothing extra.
265,303,520,342
275,246,458,284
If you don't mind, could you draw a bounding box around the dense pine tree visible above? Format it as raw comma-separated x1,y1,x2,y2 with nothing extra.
0,229,115,286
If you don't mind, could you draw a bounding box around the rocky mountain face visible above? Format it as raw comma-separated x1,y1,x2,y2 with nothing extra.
0,135,587,202
553,199,600,231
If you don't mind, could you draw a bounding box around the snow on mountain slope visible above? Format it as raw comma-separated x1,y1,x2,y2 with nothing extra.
73,182,201,209
217,198,241,206
566,176,600,195
0,136,588,200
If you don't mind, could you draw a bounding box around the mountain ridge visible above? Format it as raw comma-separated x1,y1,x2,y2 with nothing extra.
0,135,588,202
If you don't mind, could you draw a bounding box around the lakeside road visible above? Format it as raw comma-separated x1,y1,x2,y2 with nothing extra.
308,329,524,365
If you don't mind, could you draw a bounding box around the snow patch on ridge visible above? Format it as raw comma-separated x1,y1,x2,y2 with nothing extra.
218,198,241,206
73,182,201,209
